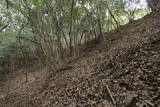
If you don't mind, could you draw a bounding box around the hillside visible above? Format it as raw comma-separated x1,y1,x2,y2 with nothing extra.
0,12,160,107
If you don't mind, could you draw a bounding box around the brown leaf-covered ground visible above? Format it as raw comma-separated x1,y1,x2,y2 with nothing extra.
0,12,160,107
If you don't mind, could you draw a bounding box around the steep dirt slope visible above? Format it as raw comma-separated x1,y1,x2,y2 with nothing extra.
0,12,160,107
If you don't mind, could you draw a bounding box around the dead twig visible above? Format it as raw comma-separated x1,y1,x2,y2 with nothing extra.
106,85,116,105
143,100,155,107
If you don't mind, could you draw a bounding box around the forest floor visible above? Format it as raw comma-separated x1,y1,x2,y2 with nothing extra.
0,12,160,107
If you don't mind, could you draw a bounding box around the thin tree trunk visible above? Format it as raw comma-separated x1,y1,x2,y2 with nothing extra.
69,0,75,54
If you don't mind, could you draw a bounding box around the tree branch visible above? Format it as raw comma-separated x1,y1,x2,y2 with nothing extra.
0,24,9,32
